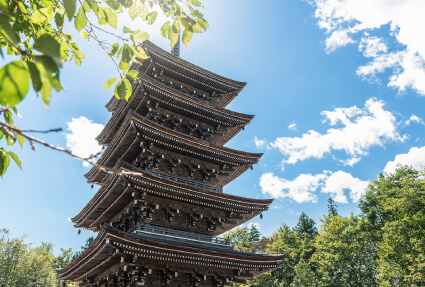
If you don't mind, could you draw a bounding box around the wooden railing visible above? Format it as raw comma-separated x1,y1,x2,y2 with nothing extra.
133,223,230,246
147,168,223,193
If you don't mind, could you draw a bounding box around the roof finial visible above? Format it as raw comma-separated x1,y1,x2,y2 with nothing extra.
171,32,181,57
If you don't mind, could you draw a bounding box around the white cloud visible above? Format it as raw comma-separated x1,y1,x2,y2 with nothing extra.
248,222,260,230
288,123,297,131
384,146,425,174
321,170,370,203
270,98,406,168
259,172,326,203
404,114,425,126
254,136,266,148
358,36,388,58
325,29,356,52
310,0,425,95
65,117,104,167
260,170,369,203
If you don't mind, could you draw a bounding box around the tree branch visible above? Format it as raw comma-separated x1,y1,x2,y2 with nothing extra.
0,121,145,178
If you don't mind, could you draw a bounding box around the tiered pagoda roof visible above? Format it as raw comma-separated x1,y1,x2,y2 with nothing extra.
59,224,285,286
98,73,253,146
59,40,283,286
74,160,271,234
86,111,262,187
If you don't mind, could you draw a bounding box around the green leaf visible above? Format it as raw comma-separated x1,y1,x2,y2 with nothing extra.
0,128,3,140
123,78,132,100
16,133,24,147
34,55,60,74
39,73,52,106
123,26,133,33
109,43,119,56
192,22,203,33
103,77,117,89
191,10,203,18
54,13,64,28
104,8,117,29
182,29,193,46
197,18,209,31
172,19,180,33
35,56,62,96
131,45,148,59
133,32,149,42
33,34,61,60
7,151,21,169
3,110,12,124
75,7,87,31
59,41,69,61
114,79,132,100
5,134,14,146
83,1,91,12
129,0,139,20
118,0,132,8
0,150,10,177
26,62,42,92
121,44,132,63
0,14,20,45
31,8,54,24
68,43,85,67
0,61,29,107
11,106,18,115
146,11,157,25
63,0,76,20
188,0,202,7
105,0,120,10
126,70,138,81
80,31,90,39
139,4,148,21
119,61,130,71
180,18,191,31
161,22,170,37
99,15,107,26
169,29,179,49
116,45,124,59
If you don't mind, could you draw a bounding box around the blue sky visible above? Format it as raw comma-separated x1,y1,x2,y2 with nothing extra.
2,0,425,253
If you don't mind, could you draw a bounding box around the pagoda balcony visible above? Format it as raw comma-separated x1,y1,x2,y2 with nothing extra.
131,223,232,249
146,167,223,193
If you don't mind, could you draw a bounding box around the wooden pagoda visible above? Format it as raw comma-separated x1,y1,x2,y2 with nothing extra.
58,41,285,286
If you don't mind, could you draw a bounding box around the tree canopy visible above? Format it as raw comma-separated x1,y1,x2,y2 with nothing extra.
224,166,425,287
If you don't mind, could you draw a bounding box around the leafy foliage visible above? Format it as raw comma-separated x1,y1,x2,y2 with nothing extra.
0,228,78,287
0,0,209,177
235,166,425,287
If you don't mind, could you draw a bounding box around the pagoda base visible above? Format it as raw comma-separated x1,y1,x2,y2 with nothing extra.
58,225,284,287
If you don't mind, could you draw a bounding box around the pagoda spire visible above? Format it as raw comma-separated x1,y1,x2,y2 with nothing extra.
171,32,181,57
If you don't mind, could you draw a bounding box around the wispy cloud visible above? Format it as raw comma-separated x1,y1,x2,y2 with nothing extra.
404,114,425,126
260,170,369,204
288,123,297,131
309,0,425,95
65,117,104,167
270,98,407,168
254,136,267,148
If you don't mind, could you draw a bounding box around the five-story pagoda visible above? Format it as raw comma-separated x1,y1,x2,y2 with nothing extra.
58,41,285,286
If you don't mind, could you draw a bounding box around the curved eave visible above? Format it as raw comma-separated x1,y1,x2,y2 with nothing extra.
58,224,285,282
75,160,273,234
142,41,246,107
105,96,120,112
96,74,253,146
86,111,262,186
